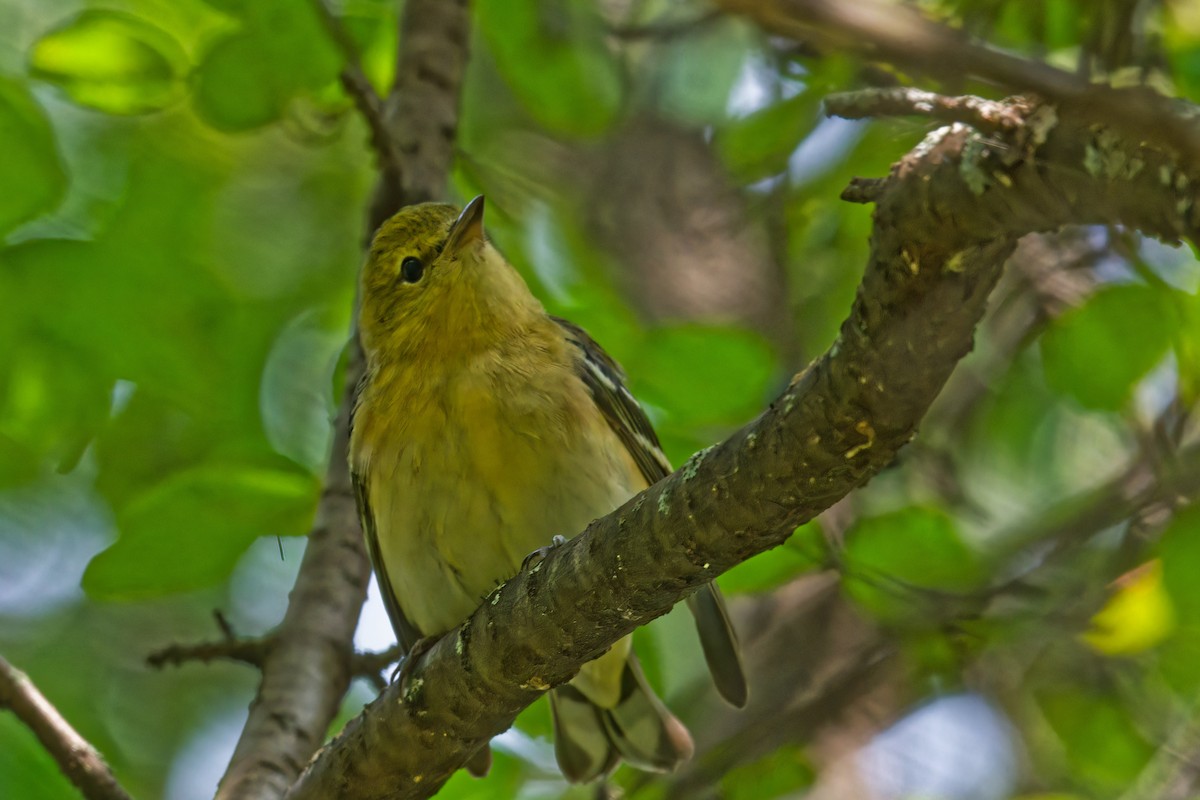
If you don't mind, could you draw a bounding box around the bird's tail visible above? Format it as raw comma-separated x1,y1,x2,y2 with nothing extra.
549,655,693,783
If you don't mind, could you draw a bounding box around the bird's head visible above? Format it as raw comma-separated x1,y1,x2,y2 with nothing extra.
359,196,541,361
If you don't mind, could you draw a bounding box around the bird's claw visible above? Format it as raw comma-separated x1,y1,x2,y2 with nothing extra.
390,635,438,694
521,534,568,571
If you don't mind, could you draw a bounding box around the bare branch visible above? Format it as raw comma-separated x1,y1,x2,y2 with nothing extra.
0,655,132,800
148,610,271,669
148,637,270,670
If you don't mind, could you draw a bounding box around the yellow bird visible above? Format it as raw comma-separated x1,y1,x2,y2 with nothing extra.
350,196,746,782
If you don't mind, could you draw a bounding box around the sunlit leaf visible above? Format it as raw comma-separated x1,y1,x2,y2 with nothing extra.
29,11,188,115
1040,283,1178,411
83,465,318,599
0,78,67,235
1083,560,1175,656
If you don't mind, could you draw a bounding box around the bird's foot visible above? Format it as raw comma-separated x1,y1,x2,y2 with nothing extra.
520,534,568,571
390,634,439,693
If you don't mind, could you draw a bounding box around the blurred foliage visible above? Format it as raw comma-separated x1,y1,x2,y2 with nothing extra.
1,0,1200,798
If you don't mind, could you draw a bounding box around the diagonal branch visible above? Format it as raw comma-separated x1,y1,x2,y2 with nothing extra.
0,655,132,800
285,96,1200,799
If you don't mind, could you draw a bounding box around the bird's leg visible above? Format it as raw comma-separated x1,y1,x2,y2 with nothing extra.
520,534,568,571
389,634,440,692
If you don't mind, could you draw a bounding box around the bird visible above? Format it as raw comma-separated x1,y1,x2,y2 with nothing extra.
349,195,746,783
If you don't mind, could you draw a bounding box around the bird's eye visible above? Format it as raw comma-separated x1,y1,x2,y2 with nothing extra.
400,256,424,284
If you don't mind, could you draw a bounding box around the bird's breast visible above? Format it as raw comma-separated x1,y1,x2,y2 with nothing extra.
355,349,645,637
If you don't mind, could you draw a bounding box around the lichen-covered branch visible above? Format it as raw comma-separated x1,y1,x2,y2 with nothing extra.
285,95,1200,799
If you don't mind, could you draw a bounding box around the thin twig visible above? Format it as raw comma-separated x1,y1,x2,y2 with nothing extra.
147,611,403,687
0,655,133,800
350,643,403,678
147,637,271,669
308,0,407,180
825,87,1026,134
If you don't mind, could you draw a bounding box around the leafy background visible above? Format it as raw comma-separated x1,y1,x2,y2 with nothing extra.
2,0,1200,798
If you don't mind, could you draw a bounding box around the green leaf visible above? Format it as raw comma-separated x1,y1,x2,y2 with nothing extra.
260,308,344,475
716,93,816,182
842,507,984,625
720,743,814,799
83,465,318,599
1156,505,1200,691
1040,283,1178,411
0,78,67,235
718,520,825,594
627,324,775,428
29,11,188,115
1038,688,1154,792
0,340,111,478
193,33,286,131
193,0,341,132
477,0,621,137
1159,505,1200,620
0,715,79,800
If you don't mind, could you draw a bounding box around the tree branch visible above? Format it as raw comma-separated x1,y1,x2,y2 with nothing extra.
308,0,407,183
825,87,1025,134
285,95,1200,799
212,3,472,797
145,609,401,691
715,0,1200,164
0,655,132,800
214,375,372,800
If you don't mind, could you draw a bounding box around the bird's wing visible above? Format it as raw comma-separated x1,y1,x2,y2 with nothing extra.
552,316,748,708
552,316,672,484
353,470,424,654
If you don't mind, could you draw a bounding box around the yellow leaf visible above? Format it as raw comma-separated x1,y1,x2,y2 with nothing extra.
1083,560,1176,656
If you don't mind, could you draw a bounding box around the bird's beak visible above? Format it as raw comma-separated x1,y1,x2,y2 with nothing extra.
445,195,486,256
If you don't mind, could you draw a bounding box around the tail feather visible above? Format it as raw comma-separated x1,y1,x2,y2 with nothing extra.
687,582,748,707
550,686,620,783
550,656,692,783
601,655,694,772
